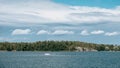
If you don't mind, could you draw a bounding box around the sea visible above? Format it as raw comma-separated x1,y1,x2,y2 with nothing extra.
0,51,120,68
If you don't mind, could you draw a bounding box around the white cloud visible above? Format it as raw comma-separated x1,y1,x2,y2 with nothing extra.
91,30,104,34
37,30,74,35
12,29,31,35
105,32,119,36
0,0,120,26
52,30,74,35
37,30,50,35
80,30,89,36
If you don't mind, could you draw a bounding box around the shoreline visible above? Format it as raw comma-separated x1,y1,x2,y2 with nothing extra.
0,50,120,52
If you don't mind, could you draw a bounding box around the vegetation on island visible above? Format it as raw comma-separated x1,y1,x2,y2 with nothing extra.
0,41,120,51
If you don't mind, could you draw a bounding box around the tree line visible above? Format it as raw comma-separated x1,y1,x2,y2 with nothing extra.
0,41,120,51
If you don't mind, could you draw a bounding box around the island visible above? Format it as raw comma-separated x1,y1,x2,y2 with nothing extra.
0,41,120,51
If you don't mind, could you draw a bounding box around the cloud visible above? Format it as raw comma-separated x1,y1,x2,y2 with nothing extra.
36,30,74,35
80,30,89,36
37,30,50,35
105,32,119,36
0,0,120,26
52,30,74,35
12,29,31,35
91,30,104,34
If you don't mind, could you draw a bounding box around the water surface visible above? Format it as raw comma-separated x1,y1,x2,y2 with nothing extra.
0,52,120,68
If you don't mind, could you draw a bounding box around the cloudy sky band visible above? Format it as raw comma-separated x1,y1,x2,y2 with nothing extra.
0,0,120,44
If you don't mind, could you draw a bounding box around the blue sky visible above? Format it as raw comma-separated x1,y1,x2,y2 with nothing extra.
53,0,120,8
0,0,120,45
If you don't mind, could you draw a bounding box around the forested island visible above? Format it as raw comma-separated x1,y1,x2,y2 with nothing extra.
0,41,120,51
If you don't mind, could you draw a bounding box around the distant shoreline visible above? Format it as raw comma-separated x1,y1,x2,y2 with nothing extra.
0,50,120,52
0,41,120,51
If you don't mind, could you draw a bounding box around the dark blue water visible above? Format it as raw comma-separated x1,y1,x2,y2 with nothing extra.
0,52,120,68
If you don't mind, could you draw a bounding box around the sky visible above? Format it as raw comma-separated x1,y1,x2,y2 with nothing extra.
0,0,120,45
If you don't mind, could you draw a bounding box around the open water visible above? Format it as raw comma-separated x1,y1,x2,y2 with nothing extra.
0,52,120,68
